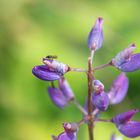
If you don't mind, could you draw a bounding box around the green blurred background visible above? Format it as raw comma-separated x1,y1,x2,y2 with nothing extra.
0,0,140,140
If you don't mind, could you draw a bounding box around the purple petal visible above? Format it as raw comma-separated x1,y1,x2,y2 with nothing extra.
43,58,69,75
63,123,78,133
59,78,74,101
110,134,115,140
119,53,140,72
92,91,109,111
32,65,61,81
112,44,136,68
108,73,129,104
112,109,138,125
48,87,68,109
118,121,140,138
88,17,104,50
93,80,104,93
57,132,77,140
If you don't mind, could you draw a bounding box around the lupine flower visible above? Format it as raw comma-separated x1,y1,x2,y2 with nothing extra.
93,80,104,93
87,17,104,50
48,87,68,109
59,78,74,101
120,53,140,72
112,109,140,138
92,80,109,111
108,73,129,104
48,78,74,109
32,58,69,81
112,44,140,72
32,65,62,81
43,58,69,75
52,123,78,140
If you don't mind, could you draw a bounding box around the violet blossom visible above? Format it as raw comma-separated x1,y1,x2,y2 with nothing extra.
32,17,140,140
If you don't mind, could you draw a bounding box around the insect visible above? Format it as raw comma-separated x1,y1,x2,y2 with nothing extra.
46,55,58,60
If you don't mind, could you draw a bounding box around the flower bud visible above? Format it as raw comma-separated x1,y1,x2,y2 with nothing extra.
53,122,78,140
48,87,68,109
112,44,136,67
56,132,77,140
59,78,74,101
93,80,104,93
111,44,140,72
88,17,104,50
32,65,61,81
43,58,69,75
112,109,140,138
112,109,138,125
63,123,79,133
92,91,109,111
118,121,140,138
119,53,140,72
108,73,129,104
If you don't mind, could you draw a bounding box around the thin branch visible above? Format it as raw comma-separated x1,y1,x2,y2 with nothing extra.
69,67,87,72
95,119,112,123
78,119,85,126
72,99,88,115
93,62,112,71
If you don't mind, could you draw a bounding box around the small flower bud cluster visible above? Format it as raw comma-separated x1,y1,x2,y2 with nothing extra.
32,17,140,140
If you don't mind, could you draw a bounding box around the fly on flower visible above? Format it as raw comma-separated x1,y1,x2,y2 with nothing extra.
46,55,58,60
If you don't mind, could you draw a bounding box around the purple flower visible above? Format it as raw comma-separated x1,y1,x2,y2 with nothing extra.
93,80,104,93
48,78,75,109
118,121,140,138
55,132,76,140
63,123,79,133
92,80,109,111
112,44,140,72
108,73,129,104
32,65,62,81
87,17,104,50
43,58,69,75
120,53,140,72
48,87,68,109
112,109,140,138
59,78,74,101
92,91,109,111
32,58,69,81
52,123,78,140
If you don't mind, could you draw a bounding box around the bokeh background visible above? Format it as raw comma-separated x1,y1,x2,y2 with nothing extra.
0,0,140,140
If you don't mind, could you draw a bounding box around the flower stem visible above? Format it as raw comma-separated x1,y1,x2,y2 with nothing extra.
87,50,94,140
69,67,87,72
72,99,88,115
93,62,112,71
95,119,112,123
